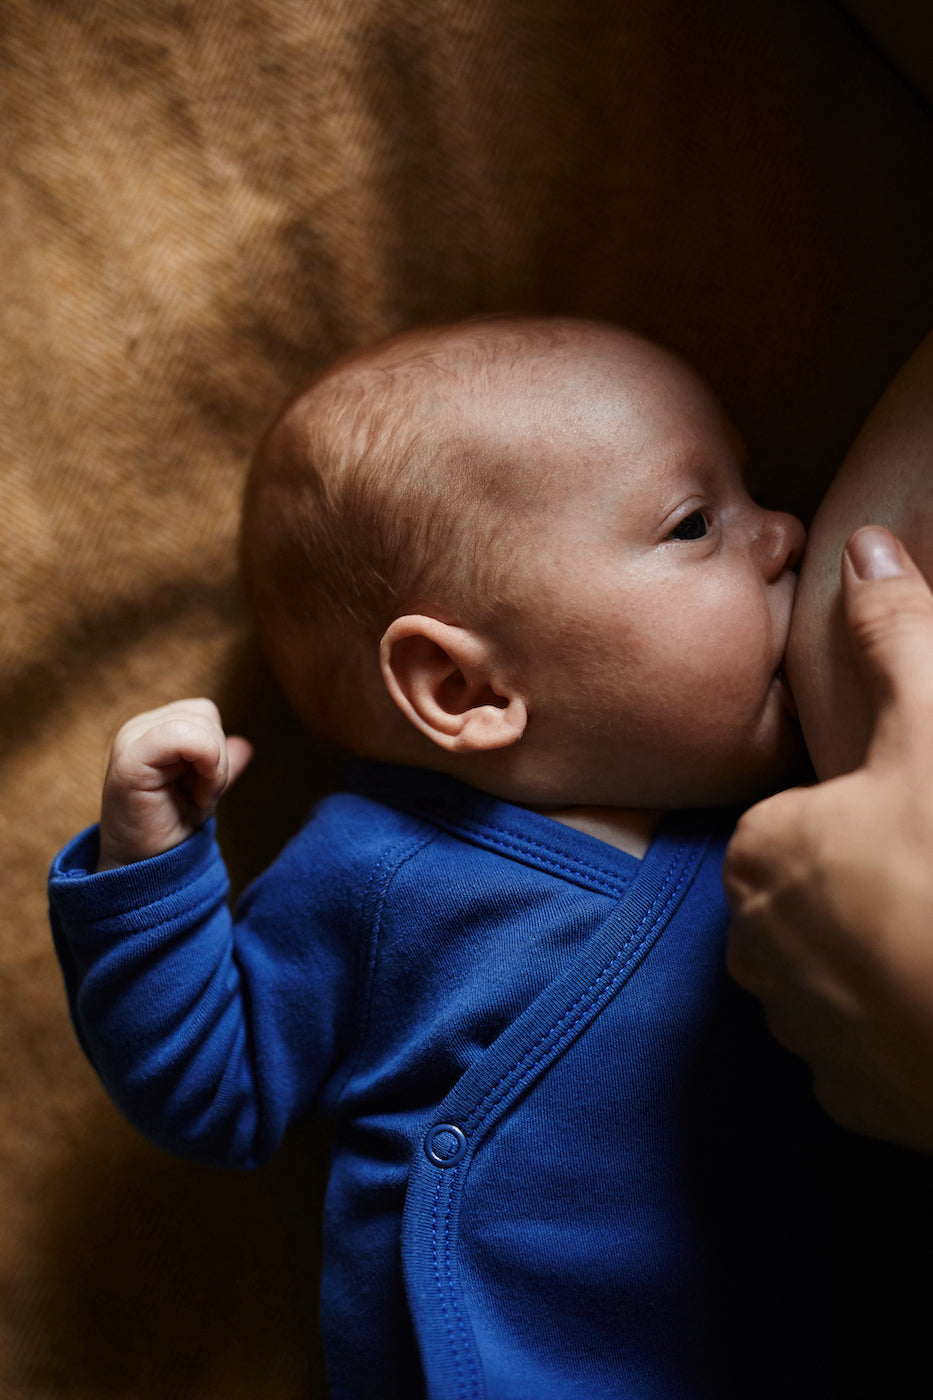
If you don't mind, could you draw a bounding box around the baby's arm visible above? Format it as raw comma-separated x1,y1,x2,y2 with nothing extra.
97,697,253,870
49,702,351,1167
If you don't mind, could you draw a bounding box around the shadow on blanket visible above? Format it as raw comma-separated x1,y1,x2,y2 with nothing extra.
11,1109,329,1395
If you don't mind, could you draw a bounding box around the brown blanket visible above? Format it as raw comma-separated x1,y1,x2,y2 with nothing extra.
3,1,932,1393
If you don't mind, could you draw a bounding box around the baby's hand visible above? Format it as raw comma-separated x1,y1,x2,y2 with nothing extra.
97,699,254,872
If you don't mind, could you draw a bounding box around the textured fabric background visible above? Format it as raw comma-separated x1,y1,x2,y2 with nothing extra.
2,1,932,1394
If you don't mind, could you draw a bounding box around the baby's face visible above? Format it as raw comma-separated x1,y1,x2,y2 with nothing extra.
478,335,806,809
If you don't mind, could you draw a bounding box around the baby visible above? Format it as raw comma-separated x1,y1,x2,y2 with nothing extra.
51,319,843,1399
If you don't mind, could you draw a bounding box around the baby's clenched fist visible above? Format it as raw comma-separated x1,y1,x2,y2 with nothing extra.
97,698,253,871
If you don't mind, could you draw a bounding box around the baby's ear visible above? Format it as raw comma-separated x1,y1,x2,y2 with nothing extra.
379,616,527,753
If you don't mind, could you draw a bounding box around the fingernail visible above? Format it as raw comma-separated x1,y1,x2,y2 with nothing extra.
846,527,905,580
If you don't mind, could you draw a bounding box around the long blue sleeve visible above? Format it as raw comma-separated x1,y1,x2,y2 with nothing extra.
48,817,358,1168
49,765,907,1399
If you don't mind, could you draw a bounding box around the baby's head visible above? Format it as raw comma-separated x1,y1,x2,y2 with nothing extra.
242,317,805,811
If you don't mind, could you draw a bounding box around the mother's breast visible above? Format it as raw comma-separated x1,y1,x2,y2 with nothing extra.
786,330,933,780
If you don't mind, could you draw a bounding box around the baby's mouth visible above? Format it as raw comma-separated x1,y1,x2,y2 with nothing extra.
774,666,798,720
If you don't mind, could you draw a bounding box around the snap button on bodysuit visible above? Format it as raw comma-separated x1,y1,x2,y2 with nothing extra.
424,1123,467,1167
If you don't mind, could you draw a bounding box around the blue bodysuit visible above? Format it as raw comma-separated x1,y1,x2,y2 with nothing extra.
49,762,878,1398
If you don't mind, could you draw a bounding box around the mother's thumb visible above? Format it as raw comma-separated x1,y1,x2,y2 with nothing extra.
843,526,933,755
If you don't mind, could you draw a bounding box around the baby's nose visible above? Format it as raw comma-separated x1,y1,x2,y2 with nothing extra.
758,509,806,580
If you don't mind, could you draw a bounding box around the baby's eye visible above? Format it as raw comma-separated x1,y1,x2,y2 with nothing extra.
667,510,709,541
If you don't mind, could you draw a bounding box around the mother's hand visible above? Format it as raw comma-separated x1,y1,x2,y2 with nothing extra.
724,526,933,1152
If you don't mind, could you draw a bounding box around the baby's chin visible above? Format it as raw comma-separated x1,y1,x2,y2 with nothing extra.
665,716,810,812
726,722,812,807
720,671,812,802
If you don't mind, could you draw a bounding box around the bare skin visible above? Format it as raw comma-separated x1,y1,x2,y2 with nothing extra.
375,323,804,819
725,331,933,1152
98,320,804,871
97,699,253,871
785,330,933,780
